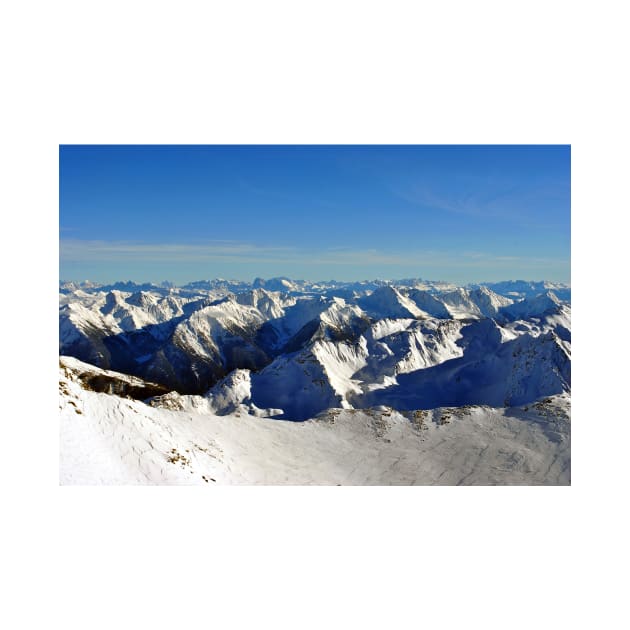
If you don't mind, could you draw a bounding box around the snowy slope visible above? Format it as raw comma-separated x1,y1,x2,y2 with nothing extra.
502,291,564,320
358,321,570,410
438,287,513,319
406,289,452,318
472,280,571,301
358,286,428,319
60,357,570,485
358,318,465,387
234,288,295,319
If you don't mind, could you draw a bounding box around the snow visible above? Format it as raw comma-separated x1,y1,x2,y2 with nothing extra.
60,359,570,485
59,278,571,485
358,285,426,319
368,318,415,341
503,291,564,320
439,287,512,319
311,337,368,398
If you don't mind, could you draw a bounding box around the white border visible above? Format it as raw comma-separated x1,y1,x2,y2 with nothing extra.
3,2,628,629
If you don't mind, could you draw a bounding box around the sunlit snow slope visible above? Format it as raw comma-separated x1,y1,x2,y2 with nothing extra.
60,357,570,485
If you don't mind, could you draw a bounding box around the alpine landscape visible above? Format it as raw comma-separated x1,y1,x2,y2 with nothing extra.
60,145,571,485
59,276,570,484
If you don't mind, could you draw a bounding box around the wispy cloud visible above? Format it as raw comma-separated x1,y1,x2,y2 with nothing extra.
393,180,523,220
389,173,569,226
60,239,567,270
60,239,295,263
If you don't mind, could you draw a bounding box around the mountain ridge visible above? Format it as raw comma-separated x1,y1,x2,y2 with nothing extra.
60,279,571,420
61,276,571,300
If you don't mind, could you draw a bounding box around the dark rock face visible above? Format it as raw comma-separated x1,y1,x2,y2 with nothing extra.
61,360,170,400
81,374,170,399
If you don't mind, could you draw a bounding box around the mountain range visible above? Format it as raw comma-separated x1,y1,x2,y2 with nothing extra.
60,278,571,421
59,278,571,484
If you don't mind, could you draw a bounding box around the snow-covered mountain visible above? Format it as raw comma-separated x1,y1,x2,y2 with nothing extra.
60,355,570,485
439,286,514,319
358,285,429,319
59,278,571,416
61,277,570,300
59,278,571,484
469,280,571,301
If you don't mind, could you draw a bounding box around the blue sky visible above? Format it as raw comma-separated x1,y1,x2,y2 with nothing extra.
59,145,570,284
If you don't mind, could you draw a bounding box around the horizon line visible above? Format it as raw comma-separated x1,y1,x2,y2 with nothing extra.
60,276,571,287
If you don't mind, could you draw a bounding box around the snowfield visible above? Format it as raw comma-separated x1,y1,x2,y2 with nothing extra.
60,356,570,485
